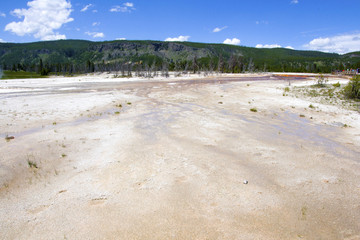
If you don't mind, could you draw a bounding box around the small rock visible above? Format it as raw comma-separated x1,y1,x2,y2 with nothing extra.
243,180,248,184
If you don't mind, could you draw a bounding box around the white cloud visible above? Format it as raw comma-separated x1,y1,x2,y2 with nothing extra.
256,20,268,25
256,44,282,48
85,31,104,38
291,0,299,4
116,38,126,40
304,33,360,54
223,38,241,45
285,46,294,50
92,22,100,26
124,2,134,7
165,35,190,42
0,12,6,17
5,0,73,41
0,39,5,42
81,4,93,12
110,2,135,13
213,26,227,33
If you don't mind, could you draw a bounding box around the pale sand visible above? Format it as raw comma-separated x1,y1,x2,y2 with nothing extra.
0,73,359,239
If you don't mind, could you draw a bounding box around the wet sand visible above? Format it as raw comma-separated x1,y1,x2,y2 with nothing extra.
0,74,359,239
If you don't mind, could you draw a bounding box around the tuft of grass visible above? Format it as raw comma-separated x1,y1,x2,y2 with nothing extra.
115,104,122,108
61,154,67,158
250,108,258,112
332,82,341,88
284,87,290,92
127,102,132,105
301,206,308,220
309,104,315,109
114,111,120,115
52,122,57,125
299,114,305,118
218,101,223,104
27,159,38,169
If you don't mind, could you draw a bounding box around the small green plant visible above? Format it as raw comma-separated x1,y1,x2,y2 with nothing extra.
343,76,360,100
61,154,67,158
114,111,120,115
301,206,308,220
27,160,38,169
250,108,258,112
315,74,328,87
127,102,132,105
299,114,305,118
52,122,57,125
218,101,223,104
332,82,341,88
284,87,290,92
309,104,315,109
115,104,122,108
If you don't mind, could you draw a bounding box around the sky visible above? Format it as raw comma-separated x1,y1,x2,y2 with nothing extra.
0,0,359,54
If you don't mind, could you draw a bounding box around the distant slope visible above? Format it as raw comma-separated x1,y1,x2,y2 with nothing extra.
0,39,359,73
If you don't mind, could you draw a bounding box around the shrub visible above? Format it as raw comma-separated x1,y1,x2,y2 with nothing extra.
315,74,328,87
332,82,341,88
250,108,257,112
343,76,360,100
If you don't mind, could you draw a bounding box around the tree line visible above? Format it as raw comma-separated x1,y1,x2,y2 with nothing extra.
2,54,359,76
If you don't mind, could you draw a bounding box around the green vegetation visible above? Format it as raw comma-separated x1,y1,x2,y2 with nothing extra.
314,74,328,87
250,108,258,112
1,70,48,79
332,82,341,88
27,156,38,169
343,76,360,100
0,39,359,77
290,78,360,111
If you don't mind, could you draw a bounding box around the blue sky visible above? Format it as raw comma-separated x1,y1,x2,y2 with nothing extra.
0,0,359,54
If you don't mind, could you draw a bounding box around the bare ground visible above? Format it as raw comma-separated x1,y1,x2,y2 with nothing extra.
0,74,359,239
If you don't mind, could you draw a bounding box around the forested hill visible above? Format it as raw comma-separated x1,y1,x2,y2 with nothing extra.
0,39,359,74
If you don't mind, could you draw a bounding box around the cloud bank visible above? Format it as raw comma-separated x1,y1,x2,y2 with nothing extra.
165,35,190,42
256,44,294,49
223,38,241,45
304,33,360,54
5,0,73,40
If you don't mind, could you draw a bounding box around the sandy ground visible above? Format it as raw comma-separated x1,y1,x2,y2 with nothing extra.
0,73,359,239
